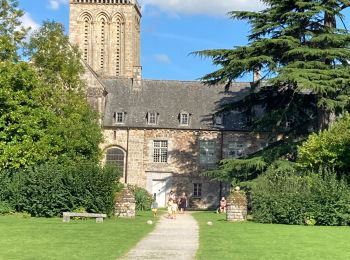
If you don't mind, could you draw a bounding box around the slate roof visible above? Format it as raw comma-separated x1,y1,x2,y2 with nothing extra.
102,78,252,131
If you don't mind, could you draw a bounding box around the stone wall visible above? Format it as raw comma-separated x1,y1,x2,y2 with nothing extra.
70,2,141,78
115,187,136,218
101,128,269,208
226,188,248,222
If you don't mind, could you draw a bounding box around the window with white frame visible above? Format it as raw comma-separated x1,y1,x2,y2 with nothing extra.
180,112,189,126
193,183,202,197
199,140,216,164
153,140,168,163
115,112,125,124
148,112,157,125
226,142,246,159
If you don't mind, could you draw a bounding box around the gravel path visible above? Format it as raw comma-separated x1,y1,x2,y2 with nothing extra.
119,213,199,260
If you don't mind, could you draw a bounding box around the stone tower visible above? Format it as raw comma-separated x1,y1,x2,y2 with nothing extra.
69,0,141,79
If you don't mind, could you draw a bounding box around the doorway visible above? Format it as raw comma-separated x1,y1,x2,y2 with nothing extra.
152,180,166,207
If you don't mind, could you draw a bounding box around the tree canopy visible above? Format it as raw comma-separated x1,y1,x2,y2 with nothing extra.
197,0,350,184
0,2,102,170
195,0,350,133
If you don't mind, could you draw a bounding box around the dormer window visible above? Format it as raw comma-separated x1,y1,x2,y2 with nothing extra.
214,114,223,126
114,112,125,124
180,112,190,126
147,112,158,125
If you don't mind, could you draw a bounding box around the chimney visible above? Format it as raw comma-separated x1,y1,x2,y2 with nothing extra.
133,66,142,89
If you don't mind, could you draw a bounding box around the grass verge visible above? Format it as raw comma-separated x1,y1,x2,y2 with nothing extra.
0,211,158,260
193,211,350,260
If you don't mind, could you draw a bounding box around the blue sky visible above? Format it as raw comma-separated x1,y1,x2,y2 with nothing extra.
18,0,267,81
18,0,350,81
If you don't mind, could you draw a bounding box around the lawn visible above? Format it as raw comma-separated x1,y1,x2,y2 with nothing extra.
193,211,350,260
0,212,158,260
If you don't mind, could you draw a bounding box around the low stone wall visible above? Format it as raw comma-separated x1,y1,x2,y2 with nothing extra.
115,187,136,218
226,187,247,222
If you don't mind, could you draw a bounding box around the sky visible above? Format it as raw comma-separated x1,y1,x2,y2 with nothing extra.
17,0,268,81
17,1,260,81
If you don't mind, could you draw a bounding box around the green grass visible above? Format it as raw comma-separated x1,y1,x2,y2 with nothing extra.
193,211,350,260
0,212,158,260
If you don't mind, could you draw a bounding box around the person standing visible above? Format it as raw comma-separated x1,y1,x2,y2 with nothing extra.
178,192,188,214
151,194,159,218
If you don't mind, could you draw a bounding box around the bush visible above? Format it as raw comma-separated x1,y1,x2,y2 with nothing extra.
0,201,14,215
298,112,350,173
129,186,153,211
0,161,122,217
251,164,350,226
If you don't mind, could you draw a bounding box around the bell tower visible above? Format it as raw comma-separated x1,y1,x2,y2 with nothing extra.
69,0,141,79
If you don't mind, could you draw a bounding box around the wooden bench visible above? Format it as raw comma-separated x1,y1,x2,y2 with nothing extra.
63,212,107,223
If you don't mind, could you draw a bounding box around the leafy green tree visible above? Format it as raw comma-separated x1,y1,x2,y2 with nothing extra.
298,112,350,173
0,0,28,61
197,0,350,184
26,21,103,165
204,141,298,185
0,17,102,169
26,21,85,91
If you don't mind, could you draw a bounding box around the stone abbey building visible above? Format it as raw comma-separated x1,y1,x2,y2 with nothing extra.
69,0,268,208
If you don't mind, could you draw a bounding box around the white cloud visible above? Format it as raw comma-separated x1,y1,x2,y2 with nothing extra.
20,13,39,33
139,0,266,17
154,54,171,64
48,0,68,10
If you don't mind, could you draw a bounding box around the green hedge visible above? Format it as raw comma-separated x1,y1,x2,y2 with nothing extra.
0,161,121,217
251,166,350,226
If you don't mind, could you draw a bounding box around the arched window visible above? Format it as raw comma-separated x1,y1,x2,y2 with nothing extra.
106,147,125,174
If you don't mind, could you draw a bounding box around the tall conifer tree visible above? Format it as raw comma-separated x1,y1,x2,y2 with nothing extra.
197,1,350,184
195,0,350,133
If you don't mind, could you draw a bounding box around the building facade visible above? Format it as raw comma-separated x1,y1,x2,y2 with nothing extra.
69,0,269,208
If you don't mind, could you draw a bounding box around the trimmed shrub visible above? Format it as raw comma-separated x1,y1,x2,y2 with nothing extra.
0,161,121,217
129,185,153,211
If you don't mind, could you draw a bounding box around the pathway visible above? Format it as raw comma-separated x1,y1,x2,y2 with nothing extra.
119,213,199,260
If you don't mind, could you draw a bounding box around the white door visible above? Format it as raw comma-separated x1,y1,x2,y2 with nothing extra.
152,180,166,207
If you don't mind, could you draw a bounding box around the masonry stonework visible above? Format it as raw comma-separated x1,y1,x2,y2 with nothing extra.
69,0,141,78
70,0,271,209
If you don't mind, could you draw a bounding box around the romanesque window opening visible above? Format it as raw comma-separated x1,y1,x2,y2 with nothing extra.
148,112,158,125
193,183,202,197
153,140,168,163
106,147,125,174
199,140,216,165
